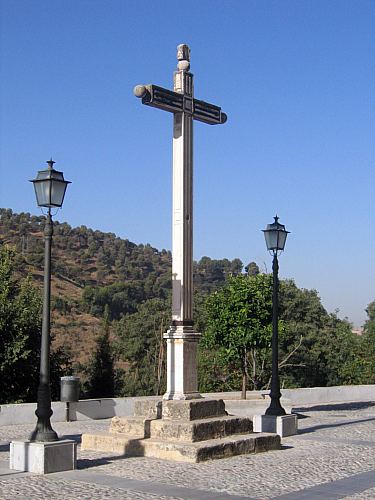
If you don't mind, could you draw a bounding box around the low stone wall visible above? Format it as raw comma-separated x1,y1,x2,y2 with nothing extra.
206,385,375,408
1,386,374,426
281,385,375,407
0,398,137,426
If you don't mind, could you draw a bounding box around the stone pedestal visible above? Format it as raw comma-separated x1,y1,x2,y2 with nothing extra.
164,326,201,400
10,439,76,474
82,398,280,462
253,414,298,437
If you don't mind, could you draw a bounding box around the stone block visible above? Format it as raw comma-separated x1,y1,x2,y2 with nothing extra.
162,398,226,421
253,414,298,437
128,432,281,462
150,415,253,442
10,440,76,474
133,398,162,419
109,416,152,438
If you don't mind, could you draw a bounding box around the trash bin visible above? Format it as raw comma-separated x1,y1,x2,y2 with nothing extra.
60,376,80,402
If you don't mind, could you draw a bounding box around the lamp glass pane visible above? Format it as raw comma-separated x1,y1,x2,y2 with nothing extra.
50,180,67,207
264,230,278,250
277,231,288,250
34,181,51,207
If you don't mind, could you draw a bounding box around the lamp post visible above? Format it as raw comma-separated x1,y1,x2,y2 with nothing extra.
263,216,289,416
29,159,71,441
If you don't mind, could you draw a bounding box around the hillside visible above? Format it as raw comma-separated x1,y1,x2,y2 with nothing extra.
0,208,244,366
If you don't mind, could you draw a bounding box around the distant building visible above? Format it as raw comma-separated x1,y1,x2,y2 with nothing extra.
352,328,363,336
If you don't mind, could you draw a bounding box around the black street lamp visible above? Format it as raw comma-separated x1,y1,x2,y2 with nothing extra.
263,216,290,416
29,159,71,441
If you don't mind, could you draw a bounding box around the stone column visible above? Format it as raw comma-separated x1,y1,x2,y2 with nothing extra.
163,45,201,400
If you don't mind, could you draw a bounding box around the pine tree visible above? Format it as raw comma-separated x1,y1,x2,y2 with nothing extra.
83,306,115,398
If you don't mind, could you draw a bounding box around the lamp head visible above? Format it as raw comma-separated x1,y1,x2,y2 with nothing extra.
30,159,71,208
262,216,289,254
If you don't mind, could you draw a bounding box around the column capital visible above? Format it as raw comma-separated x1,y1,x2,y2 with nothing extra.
164,324,201,340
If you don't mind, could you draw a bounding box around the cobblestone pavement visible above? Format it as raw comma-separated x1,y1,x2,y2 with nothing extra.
1,402,375,499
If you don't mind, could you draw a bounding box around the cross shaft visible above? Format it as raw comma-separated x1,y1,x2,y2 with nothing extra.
134,44,226,400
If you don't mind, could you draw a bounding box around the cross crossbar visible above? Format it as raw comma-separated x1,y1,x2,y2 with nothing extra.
135,84,227,125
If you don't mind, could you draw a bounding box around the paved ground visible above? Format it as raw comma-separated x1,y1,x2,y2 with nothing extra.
1,402,375,499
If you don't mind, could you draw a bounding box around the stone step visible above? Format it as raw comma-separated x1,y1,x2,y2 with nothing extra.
81,432,144,454
81,431,280,462
150,415,253,442
162,398,227,420
109,416,152,438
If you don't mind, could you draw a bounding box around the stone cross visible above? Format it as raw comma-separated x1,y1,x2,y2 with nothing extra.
134,44,227,400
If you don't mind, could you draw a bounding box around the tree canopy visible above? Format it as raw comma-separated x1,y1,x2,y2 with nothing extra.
202,274,273,397
114,297,170,396
0,246,42,403
278,280,359,388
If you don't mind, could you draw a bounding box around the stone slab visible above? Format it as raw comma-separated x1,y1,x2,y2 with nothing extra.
150,415,253,442
253,414,298,437
9,439,76,474
162,398,226,420
81,431,280,462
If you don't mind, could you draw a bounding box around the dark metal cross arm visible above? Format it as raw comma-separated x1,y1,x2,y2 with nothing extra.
134,85,184,113
134,84,227,125
193,98,227,125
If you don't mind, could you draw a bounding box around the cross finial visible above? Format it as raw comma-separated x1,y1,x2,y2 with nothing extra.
177,44,190,72
274,215,279,223
46,158,55,170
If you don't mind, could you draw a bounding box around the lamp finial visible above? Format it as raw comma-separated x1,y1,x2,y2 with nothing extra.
46,158,55,170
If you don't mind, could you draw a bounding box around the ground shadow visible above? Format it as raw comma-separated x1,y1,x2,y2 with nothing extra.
77,453,136,470
0,471,29,478
292,412,310,419
297,416,375,435
294,401,375,412
280,445,294,450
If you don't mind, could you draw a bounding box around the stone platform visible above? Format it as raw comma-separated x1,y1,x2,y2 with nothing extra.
81,398,280,462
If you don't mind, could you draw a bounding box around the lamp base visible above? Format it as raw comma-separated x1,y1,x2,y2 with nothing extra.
253,414,298,437
10,439,76,474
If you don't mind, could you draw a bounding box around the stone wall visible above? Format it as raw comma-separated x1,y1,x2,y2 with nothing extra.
1,386,374,426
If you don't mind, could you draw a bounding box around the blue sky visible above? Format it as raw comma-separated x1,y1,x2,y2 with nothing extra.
1,0,374,327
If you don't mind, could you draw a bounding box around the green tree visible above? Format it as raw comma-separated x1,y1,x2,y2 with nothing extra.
0,246,42,403
278,280,359,388
82,307,115,398
114,298,169,396
356,301,375,383
364,301,375,334
245,262,260,276
203,274,273,398
0,246,73,403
